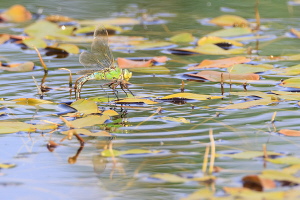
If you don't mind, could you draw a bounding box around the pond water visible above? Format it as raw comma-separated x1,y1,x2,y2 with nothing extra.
1,0,300,199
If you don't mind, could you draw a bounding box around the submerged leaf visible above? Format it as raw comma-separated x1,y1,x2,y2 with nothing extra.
188,56,251,70
159,93,223,101
208,27,252,37
179,44,245,55
115,98,158,104
68,115,110,128
161,117,190,123
216,151,282,159
219,98,276,110
101,149,161,157
228,64,274,74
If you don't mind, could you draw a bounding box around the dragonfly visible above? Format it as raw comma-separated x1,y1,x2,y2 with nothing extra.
74,25,133,100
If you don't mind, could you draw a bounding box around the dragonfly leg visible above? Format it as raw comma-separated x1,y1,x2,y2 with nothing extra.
121,81,134,97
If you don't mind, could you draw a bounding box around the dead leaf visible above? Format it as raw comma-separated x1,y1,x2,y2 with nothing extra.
242,175,276,191
0,34,10,45
0,4,32,22
188,56,251,70
45,15,74,23
278,129,300,137
117,58,153,69
291,28,300,38
0,62,34,72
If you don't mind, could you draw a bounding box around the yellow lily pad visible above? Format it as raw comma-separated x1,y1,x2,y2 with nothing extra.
170,33,194,43
219,98,276,110
12,98,53,106
267,156,300,165
101,149,161,157
22,37,47,48
197,36,244,47
209,15,248,26
161,117,190,123
69,115,110,129
180,44,245,55
70,99,100,114
279,77,300,88
0,163,16,169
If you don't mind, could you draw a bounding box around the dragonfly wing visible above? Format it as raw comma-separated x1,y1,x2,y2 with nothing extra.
90,25,114,69
79,51,103,70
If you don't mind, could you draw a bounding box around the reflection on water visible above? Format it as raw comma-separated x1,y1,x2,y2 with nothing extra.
1,0,300,199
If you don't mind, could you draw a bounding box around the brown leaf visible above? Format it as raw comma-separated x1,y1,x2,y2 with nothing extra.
188,56,251,70
186,71,259,82
45,15,74,23
278,129,300,137
117,58,153,69
0,62,35,72
0,34,10,45
291,28,300,38
0,4,32,22
242,175,276,191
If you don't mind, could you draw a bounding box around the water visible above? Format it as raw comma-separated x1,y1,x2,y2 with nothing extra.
1,0,300,199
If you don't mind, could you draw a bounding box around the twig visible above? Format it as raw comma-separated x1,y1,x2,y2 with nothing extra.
59,68,73,88
33,46,48,74
209,128,216,174
202,145,210,174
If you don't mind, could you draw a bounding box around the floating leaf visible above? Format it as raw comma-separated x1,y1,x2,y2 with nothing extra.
0,34,10,44
282,164,300,175
216,151,282,159
12,98,53,106
278,129,300,137
0,62,34,72
0,121,35,134
272,64,300,75
51,43,80,54
169,33,194,43
188,56,251,70
208,27,252,37
209,15,248,26
242,175,276,191
131,41,173,50
115,98,158,105
74,25,123,35
161,117,190,123
159,93,223,101
290,28,300,38
102,110,119,116
260,169,300,184
0,163,16,169
279,77,300,88
227,64,274,74
45,15,74,23
101,149,161,157
117,58,153,69
267,156,300,165
186,71,259,82
181,188,214,200
34,123,58,130
223,187,285,200
22,37,47,48
271,91,300,100
68,115,110,129
179,44,245,55
24,20,74,39
197,36,244,47
0,4,32,22
70,99,100,114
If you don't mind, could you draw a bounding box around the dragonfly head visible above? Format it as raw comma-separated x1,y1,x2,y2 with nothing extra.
122,69,132,81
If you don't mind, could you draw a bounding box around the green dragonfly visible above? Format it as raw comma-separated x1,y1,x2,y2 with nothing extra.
75,25,132,100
